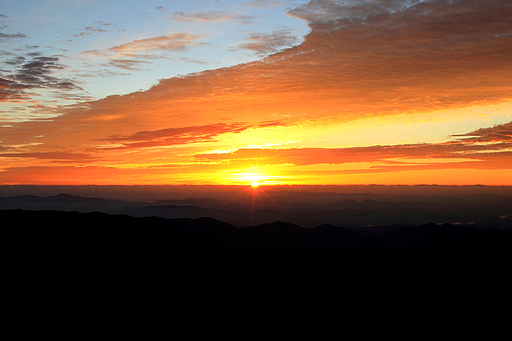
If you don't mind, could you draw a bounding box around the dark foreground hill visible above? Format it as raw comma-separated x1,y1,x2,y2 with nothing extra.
4,208,510,317
4,209,510,255
3,187,510,321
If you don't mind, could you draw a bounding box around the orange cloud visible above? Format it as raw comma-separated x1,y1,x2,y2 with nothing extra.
2,0,512,185
62,0,509,128
452,121,512,143
196,121,512,170
197,142,512,166
0,151,96,163
100,123,252,149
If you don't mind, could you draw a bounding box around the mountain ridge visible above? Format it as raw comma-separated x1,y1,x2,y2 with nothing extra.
1,192,511,228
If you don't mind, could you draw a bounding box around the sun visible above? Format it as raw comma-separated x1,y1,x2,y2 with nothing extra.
228,170,283,186
235,172,268,187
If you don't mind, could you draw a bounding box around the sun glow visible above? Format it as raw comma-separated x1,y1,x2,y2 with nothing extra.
236,172,269,186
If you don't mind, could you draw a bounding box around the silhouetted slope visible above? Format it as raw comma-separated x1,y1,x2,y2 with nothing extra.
4,209,510,254
384,223,476,247
242,222,367,249
3,210,243,255
131,205,214,220
4,206,511,305
3,186,511,312
2,191,512,227
152,198,223,209
0,193,139,213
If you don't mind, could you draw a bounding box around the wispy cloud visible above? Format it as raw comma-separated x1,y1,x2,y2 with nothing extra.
452,121,512,143
0,151,97,163
101,123,252,149
179,56,209,65
196,120,512,169
0,77,29,102
72,21,117,38
244,0,289,9
107,33,204,54
257,120,286,128
106,58,151,71
80,33,206,70
0,32,29,40
171,10,258,25
234,29,299,56
1,54,82,102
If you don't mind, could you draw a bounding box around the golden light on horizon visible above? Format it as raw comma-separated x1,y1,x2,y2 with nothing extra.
1,1,511,187
238,173,268,186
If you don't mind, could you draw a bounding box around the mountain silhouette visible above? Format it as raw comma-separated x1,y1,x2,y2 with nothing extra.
2,190,511,228
3,185,510,305
4,209,510,253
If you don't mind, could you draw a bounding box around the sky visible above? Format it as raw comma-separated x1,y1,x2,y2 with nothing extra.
1,0,511,186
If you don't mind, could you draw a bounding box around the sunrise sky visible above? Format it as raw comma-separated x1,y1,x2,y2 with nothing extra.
1,0,511,186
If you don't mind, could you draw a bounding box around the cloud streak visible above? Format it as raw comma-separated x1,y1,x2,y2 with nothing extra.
107,33,205,54
80,33,206,70
234,29,300,56
0,32,29,40
452,121,512,143
71,21,117,38
0,151,96,163
171,11,258,25
245,0,290,9
196,120,512,170
1,54,82,102
101,123,252,149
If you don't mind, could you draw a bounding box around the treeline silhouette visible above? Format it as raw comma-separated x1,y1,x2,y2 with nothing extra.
4,209,510,255
4,208,510,311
